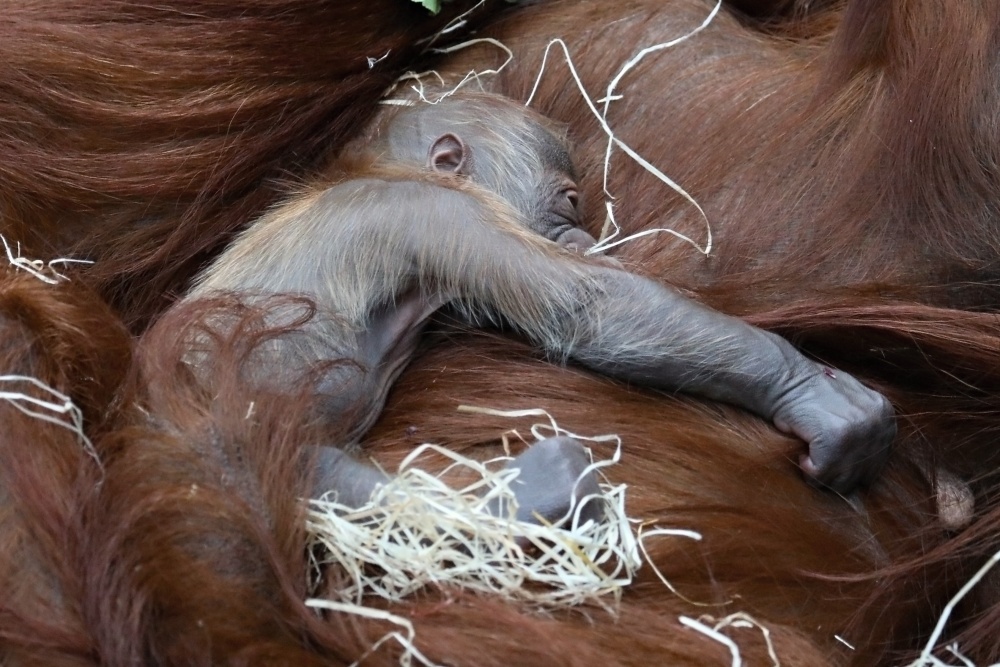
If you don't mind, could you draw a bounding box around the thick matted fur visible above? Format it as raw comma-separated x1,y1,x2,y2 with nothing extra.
2,1,1000,665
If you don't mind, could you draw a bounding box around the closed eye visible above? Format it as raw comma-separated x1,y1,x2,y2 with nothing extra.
564,188,579,212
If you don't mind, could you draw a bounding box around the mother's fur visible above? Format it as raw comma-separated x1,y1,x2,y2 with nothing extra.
2,1,1000,665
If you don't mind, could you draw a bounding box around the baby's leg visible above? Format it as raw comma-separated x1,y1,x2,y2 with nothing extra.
312,437,603,528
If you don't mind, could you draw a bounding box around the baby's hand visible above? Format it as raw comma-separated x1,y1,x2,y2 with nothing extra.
771,364,895,493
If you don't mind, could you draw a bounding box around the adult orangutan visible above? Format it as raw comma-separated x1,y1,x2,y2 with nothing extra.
1,1,999,666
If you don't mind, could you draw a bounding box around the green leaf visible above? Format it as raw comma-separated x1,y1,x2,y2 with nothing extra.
413,0,441,14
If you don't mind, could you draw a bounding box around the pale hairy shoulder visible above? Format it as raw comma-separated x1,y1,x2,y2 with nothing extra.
191,169,564,299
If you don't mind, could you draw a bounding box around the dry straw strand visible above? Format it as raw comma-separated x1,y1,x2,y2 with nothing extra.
305,598,441,667
0,374,103,473
902,549,1000,667
524,37,714,256
424,0,487,44
703,612,781,667
679,615,743,667
2,234,93,284
385,37,514,106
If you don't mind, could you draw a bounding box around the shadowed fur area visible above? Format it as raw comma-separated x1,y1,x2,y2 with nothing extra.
2,1,1000,665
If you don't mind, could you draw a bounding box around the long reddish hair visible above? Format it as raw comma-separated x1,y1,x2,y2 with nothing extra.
2,1,1000,665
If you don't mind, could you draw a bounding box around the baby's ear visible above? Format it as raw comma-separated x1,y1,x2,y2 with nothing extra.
428,133,466,173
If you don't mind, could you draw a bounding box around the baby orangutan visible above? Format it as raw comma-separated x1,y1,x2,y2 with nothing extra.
185,93,895,526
